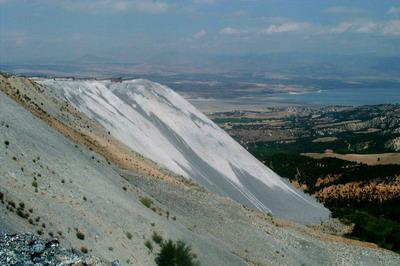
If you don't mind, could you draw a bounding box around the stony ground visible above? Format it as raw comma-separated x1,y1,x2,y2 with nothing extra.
0,232,112,265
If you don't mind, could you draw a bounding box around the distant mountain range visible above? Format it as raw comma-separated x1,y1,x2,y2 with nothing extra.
1,53,400,79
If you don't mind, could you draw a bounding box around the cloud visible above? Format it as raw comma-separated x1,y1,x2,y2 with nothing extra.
220,27,245,36
330,22,355,33
356,22,378,33
194,30,206,39
328,20,400,36
41,0,168,14
262,22,309,34
220,19,400,39
382,20,400,36
330,21,380,34
192,0,215,4
387,7,400,15
232,10,248,17
324,6,366,14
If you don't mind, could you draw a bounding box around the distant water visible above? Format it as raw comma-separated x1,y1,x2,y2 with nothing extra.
279,87,400,106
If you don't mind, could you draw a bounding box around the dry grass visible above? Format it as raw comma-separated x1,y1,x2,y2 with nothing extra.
303,152,400,165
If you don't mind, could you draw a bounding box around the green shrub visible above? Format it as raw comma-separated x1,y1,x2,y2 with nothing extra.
145,240,153,251
152,231,163,245
155,240,199,266
80,246,88,254
126,232,133,239
76,231,85,240
140,196,153,208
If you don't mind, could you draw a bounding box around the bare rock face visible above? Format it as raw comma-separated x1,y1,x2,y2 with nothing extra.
0,232,111,265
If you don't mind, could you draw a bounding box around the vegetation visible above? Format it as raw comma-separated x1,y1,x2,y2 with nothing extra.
126,232,133,240
332,208,400,253
249,151,400,253
32,180,38,188
76,231,85,240
80,246,88,254
144,240,153,251
247,131,398,155
140,196,153,208
155,240,199,266
152,231,163,245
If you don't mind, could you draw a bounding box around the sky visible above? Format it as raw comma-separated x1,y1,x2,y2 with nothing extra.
1,0,400,63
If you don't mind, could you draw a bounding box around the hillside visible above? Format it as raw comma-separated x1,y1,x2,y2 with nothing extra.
37,78,329,224
0,73,399,265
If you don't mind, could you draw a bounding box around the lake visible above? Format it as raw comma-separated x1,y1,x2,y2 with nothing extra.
279,87,400,106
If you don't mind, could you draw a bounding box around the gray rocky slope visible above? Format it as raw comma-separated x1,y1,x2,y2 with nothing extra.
0,232,110,265
38,78,329,224
0,74,399,265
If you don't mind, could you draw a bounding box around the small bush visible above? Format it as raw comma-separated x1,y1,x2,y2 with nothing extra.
4,140,9,146
80,246,88,254
7,200,16,208
145,240,153,251
76,231,85,240
152,232,163,245
16,209,27,219
140,196,153,208
155,240,199,266
32,181,38,188
126,232,133,239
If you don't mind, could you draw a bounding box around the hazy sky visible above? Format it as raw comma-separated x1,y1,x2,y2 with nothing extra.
1,0,400,63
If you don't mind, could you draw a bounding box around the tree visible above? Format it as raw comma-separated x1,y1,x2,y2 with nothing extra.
155,240,199,266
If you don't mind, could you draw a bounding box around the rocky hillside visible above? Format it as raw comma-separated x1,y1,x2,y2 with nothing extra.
1,73,400,265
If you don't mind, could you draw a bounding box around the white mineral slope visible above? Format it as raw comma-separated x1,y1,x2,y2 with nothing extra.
39,78,330,223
